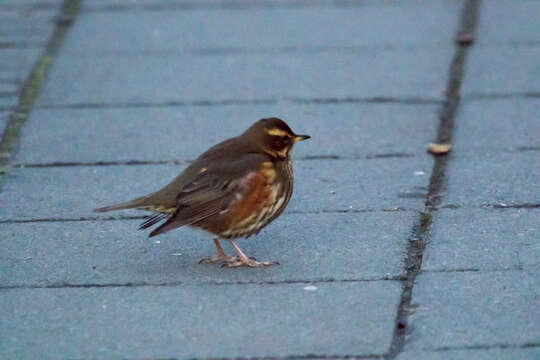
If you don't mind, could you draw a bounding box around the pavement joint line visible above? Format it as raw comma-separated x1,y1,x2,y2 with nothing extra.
0,276,404,291
439,203,540,210
386,0,481,358
425,341,540,352
0,0,80,177
421,264,540,274
7,153,416,168
0,207,416,224
515,146,540,152
3,203,537,225
466,91,540,101
30,91,540,111
66,44,459,57
123,354,382,360
33,96,443,110
0,42,48,49
80,0,379,13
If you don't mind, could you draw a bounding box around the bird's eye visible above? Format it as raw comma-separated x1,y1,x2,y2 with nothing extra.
280,135,289,142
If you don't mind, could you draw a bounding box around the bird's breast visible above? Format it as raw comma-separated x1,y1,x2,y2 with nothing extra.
215,160,293,239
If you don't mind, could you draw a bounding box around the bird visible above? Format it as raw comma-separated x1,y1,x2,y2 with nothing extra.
94,117,310,268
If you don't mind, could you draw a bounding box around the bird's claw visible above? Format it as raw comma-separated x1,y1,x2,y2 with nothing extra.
221,257,279,268
199,255,236,264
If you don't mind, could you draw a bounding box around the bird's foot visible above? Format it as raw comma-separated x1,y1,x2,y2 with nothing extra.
198,255,236,264
221,257,279,268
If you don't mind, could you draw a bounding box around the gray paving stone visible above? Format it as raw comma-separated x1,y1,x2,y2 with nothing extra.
0,96,18,109
0,281,401,358
475,0,540,46
423,208,540,272
69,0,460,54
460,0,540,96
397,348,540,360
14,103,437,164
454,99,540,152
0,42,45,81
35,48,452,106
406,271,540,351
0,210,412,287
442,151,540,207
0,157,431,221
462,47,540,96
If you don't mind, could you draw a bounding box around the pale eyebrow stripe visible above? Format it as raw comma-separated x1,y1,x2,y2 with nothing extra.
265,128,290,136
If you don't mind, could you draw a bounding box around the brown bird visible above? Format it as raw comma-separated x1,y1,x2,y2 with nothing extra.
94,118,310,267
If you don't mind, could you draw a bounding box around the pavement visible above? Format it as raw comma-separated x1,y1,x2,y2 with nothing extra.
0,0,539,359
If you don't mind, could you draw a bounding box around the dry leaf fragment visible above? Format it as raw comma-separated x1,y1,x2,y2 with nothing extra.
456,32,474,45
427,143,452,155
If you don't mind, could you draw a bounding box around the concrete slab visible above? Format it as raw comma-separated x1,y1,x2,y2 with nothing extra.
462,47,540,96
406,271,540,350
0,210,412,287
0,46,43,80
0,96,18,109
442,151,539,207
475,0,540,46
397,348,540,360
423,208,540,272
35,48,452,106
69,0,461,54
0,281,401,358
13,103,438,164
454,99,540,152
0,157,432,221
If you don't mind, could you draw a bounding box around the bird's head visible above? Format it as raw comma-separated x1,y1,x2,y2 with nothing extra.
243,117,310,159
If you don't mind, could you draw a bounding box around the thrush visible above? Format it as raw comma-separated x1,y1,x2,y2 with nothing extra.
94,118,310,268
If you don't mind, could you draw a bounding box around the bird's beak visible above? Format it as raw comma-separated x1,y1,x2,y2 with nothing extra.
294,134,311,142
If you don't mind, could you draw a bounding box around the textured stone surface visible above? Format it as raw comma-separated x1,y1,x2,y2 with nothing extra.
453,99,540,152
442,151,540,207
0,281,401,359
475,0,540,45
0,211,412,287
70,0,461,53
14,103,437,164
0,157,431,221
461,0,540,96
423,208,540,272
406,271,540,350
462,47,540,96
35,48,451,106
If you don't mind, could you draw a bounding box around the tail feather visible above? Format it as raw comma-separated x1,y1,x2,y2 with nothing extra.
93,196,150,213
139,213,168,230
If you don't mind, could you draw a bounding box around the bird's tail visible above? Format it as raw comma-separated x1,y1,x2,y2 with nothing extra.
93,195,151,213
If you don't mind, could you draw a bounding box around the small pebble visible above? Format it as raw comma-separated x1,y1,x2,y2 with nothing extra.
414,171,425,176
155,240,161,244
303,285,318,291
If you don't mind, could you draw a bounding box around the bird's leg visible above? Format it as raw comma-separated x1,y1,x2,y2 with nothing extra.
222,239,279,268
199,238,236,264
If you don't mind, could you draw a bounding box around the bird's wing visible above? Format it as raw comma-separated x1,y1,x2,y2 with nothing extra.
147,153,268,237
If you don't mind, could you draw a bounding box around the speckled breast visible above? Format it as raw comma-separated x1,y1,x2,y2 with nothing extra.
215,159,293,239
